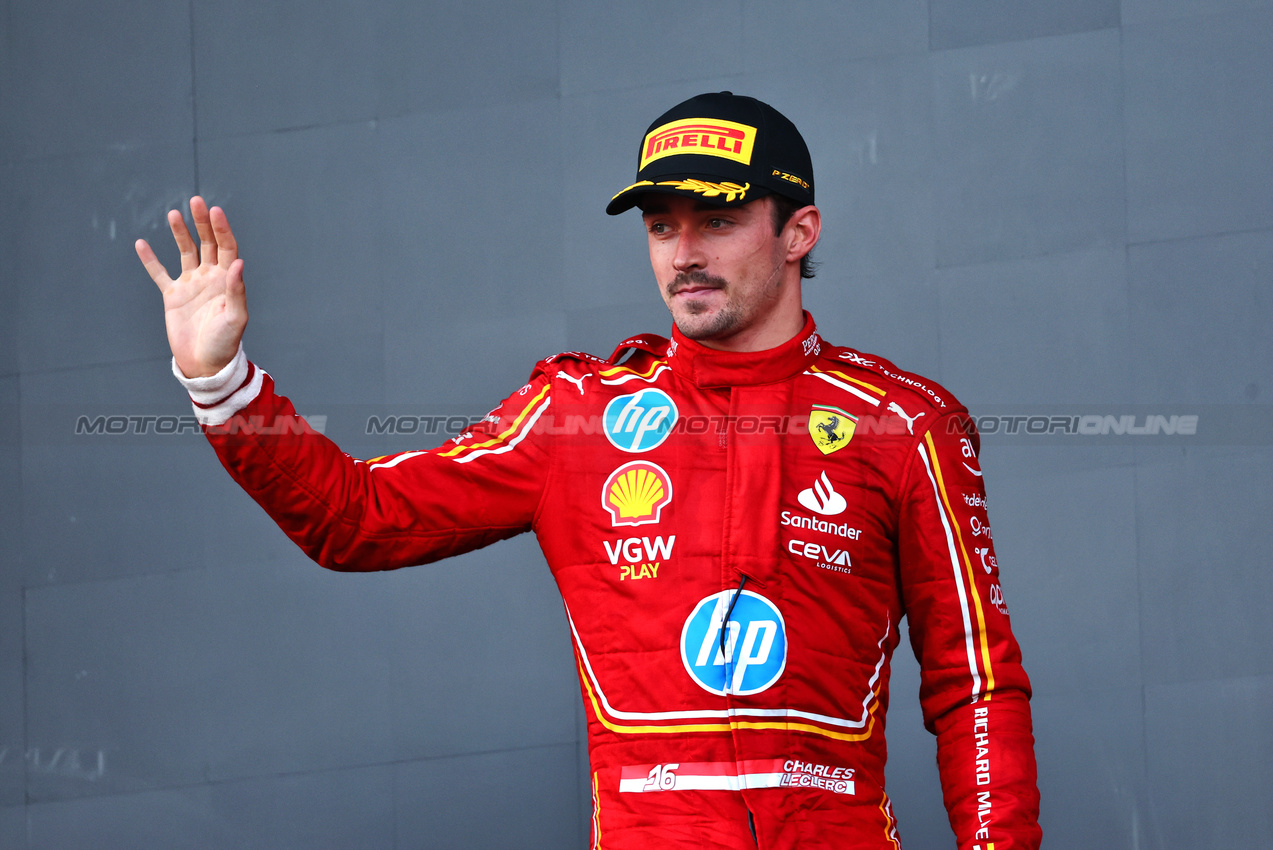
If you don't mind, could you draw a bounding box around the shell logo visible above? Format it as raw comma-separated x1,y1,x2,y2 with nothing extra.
602,461,673,527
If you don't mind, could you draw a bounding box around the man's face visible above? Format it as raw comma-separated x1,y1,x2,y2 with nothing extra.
641,195,793,347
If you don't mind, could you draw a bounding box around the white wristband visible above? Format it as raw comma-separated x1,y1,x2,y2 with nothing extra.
172,345,264,426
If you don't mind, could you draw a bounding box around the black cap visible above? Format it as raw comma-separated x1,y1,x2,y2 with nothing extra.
606,92,814,215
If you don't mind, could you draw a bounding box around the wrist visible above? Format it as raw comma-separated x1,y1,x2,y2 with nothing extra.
173,344,264,426
173,344,246,397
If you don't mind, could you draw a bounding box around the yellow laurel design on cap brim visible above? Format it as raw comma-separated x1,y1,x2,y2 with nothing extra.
611,180,655,202
655,179,750,203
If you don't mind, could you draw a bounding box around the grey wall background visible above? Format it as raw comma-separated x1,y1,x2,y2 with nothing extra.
2,1,1271,847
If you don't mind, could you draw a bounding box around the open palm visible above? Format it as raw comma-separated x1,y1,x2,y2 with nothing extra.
136,196,247,378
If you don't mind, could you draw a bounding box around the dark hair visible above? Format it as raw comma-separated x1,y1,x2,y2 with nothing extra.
769,195,818,279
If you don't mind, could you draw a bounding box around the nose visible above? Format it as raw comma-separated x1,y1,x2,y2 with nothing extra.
672,229,706,273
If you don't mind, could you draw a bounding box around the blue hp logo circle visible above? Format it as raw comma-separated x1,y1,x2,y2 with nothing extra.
603,389,678,453
680,590,787,696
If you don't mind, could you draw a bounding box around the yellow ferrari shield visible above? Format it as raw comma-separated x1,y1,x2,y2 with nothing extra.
808,404,857,455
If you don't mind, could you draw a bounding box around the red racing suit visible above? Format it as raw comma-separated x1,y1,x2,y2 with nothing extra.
180,313,1040,849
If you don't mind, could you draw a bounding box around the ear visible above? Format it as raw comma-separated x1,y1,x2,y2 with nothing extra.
783,204,821,265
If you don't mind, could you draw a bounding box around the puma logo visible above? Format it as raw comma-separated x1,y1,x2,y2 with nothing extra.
887,401,924,435
557,371,587,395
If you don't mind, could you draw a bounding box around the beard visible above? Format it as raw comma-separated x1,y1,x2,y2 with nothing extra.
675,301,743,340
665,271,743,340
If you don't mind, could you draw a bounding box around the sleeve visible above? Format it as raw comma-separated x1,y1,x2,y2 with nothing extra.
896,410,1041,850
176,346,555,571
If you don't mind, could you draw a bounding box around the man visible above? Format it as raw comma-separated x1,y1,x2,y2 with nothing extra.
138,92,1040,849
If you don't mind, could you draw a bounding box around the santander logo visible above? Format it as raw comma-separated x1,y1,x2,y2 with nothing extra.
797,472,847,517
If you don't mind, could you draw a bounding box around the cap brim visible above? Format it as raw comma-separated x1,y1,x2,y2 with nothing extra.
605,178,770,216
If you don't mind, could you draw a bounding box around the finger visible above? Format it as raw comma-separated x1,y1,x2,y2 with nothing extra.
223,258,249,329
210,206,239,269
168,209,198,274
135,239,174,290
190,196,217,267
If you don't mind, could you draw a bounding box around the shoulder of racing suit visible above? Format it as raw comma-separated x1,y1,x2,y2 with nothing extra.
606,333,671,363
529,334,672,395
822,345,966,419
523,348,606,394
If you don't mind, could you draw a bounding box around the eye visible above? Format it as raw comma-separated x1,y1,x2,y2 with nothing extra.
706,217,733,230
647,221,670,235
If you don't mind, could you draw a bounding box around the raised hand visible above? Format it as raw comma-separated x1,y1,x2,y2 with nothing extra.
136,196,247,378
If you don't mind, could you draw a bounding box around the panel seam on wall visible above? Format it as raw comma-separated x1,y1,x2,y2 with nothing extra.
188,0,200,194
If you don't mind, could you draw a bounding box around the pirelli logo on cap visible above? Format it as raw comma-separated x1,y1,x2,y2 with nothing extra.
640,118,757,170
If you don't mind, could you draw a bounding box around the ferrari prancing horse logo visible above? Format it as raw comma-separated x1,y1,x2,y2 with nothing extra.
808,404,857,455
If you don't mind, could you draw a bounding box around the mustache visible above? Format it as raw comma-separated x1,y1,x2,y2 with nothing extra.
666,271,729,296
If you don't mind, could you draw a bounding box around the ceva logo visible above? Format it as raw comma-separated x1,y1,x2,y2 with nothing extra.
681,590,787,696
604,389,678,453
